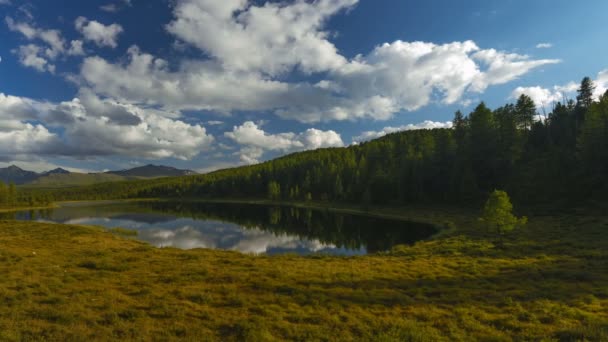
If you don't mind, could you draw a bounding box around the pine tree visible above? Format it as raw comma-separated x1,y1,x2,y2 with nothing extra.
469,102,497,190
515,94,536,130
576,77,596,109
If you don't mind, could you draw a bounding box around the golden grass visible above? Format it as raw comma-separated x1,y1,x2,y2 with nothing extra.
0,206,607,341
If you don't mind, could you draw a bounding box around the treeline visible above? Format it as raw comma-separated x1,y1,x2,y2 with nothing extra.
0,181,53,208
37,76,608,206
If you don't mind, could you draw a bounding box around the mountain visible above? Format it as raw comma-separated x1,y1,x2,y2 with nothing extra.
2,164,196,187
42,168,71,176
24,173,129,188
0,165,40,185
106,164,196,178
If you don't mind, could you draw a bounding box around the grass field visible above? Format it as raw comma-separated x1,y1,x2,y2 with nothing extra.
0,204,607,341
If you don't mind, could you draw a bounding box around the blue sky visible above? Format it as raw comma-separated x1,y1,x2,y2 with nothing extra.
1,0,607,172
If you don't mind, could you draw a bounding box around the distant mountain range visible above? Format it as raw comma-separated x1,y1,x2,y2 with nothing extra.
0,164,197,187
106,164,196,178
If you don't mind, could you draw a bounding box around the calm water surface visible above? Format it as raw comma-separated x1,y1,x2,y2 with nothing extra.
4,201,437,255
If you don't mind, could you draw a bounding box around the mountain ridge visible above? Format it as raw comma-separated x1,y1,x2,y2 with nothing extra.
0,164,197,186
105,164,196,178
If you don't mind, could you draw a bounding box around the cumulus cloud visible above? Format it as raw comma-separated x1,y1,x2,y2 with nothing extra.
75,17,123,48
511,69,608,107
225,121,344,164
51,92,214,159
0,121,59,155
595,70,608,98
80,47,289,113
6,16,84,72
536,43,553,49
352,120,453,143
0,93,60,156
13,44,55,73
79,40,559,123
0,91,214,160
166,0,355,76
278,41,559,122
73,1,560,123
511,84,576,108
0,92,49,120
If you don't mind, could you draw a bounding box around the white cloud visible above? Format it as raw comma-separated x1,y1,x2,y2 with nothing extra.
5,17,37,39
68,40,85,56
13,44,55,73
80,46,289,113
536,43,553,49
225,121,344,164
0,92,48,120
5,16,84,72
470,49,560,92
52,91,215,159
100,4,119,12
0,121,59,155
75,17,123,48
352,120,453,143
6,17,68,58
0,91,214,161
595,70,608,98
0,93,60,156
166,0,355,76
80,40,559,123
71,1,560,123
511,85,572,108
101,0,132,12
10,48,50,73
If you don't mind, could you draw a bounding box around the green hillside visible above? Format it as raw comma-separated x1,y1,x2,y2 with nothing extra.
22,173,131,188
31,89,608,208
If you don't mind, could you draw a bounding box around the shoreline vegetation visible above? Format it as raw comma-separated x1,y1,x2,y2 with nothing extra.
1,200,607,340
0,204,58,214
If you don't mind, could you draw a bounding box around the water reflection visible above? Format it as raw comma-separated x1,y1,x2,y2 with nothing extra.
3,201,437,255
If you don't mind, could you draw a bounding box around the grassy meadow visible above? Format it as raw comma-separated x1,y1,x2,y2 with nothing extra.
0,204,607,341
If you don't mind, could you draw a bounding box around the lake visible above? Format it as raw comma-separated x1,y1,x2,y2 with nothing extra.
3,201,437,255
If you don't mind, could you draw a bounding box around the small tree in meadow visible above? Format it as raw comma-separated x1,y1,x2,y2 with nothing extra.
479,190,527,240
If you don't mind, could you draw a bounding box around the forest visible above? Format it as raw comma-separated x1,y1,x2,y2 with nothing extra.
0,181,52,208
32,77,608,208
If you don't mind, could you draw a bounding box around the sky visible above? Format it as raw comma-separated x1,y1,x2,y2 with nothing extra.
1,0,608,173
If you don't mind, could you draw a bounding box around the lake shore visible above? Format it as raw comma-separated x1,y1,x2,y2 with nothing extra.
55,197,472,231
0,204,58,213
0,203,606,340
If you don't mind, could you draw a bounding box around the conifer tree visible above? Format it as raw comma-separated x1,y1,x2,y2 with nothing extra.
577,77,596,109
479,190,527,238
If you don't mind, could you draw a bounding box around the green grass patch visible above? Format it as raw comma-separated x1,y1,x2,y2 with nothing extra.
0,207,607,341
